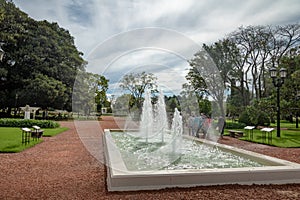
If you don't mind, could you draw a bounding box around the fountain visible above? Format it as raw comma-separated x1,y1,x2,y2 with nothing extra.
139,89,153,143
154,90,168,143
103,90,300,191
122,90,184,170
170,108,182,155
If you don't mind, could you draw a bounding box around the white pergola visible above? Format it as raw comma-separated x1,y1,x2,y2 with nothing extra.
20,105,41,119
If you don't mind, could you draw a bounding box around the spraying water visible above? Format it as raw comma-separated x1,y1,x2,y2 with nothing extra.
139,89,182,143
139,90,153,142
153,90,169,143
170,108,183,154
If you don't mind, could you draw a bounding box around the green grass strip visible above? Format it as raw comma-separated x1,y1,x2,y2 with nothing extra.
0,127,68,153
226,128,300,148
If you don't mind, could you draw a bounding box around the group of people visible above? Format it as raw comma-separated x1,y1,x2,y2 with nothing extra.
187,113,226,138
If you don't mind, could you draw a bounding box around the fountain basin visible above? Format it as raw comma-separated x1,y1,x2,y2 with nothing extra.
104,129,300,191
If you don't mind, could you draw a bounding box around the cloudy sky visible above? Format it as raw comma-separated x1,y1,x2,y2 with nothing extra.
14,0,300,96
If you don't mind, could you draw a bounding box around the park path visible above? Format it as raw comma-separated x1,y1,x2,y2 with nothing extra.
0,120,106,199
0,116,299,199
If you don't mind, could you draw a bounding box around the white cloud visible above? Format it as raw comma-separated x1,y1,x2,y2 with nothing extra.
14,0,300,96
90,48,190,95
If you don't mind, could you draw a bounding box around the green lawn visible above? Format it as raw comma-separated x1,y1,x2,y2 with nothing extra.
270,121,300,130
0,127,68,153
225,125,300,148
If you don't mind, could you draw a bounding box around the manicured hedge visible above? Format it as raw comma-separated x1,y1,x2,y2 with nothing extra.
225,122,247,129
0,118,60,128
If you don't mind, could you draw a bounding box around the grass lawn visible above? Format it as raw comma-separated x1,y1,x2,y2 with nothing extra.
225,123,300,148
0,127,68,153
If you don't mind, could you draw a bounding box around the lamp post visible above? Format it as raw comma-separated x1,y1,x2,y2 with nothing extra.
296,90,300,129
269,67,287,137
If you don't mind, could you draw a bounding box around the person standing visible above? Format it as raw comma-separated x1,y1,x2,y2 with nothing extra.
218,116,226,138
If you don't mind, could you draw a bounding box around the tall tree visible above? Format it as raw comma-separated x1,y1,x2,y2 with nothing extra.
188,49,226,117
279,53,300,123
228,24,300,101
188,24,300,119
72,71,109,116
0,0,86,113
119,71,157,111
92,73,109,113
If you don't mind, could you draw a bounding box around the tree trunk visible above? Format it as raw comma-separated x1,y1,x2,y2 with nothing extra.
6,107,12,117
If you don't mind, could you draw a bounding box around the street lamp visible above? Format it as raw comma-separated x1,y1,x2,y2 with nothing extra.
269,67,287,137
296,90,300,128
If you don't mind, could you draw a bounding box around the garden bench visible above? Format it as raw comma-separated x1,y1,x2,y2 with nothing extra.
228,130,244,138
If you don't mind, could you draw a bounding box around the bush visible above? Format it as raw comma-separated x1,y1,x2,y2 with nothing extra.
0,118,60,128
256,111,270,126
238,110,251,125
225,122,246,129
238,106,270,126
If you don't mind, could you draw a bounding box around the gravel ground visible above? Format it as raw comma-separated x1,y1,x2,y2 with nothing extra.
0,116,299,200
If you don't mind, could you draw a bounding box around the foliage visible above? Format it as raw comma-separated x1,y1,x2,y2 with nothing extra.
279,54,300,121
228,24,300,100
0,0,87,112
119,72,157,110
93,74,109,113
179,83,212,117
113,94,133,116
22,74,68,109
72,70,109,116
187,49,226,117
238,110,251,125
0,118,60,128
238,105,270,126
188,24,300,118
225,122,246,129
165,95,180,113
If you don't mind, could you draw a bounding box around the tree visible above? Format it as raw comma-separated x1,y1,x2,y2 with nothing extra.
196,24,300,119
21,74,68,109
92,73,109,113
165,95,180,113
278,53,300,125
72,71,109,116
0,0,86,114
179,83,200,115
238,100,271,127
113,94,135,116
229,26,272,100
119,72,157,111
228,24,300,102
188,49,226,117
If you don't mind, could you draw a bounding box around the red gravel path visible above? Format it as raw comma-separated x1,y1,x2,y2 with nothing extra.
0,116,299,199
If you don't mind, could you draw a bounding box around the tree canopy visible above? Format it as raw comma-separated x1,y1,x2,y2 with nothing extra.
187,23,300,121
119,71,157,110
0,0,109,115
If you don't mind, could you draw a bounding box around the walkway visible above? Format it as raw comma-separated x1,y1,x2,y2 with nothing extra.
0,116,299,199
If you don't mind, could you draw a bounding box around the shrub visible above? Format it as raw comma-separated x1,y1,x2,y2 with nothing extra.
0,118,60,128
256,111,270,126
238,105,270,126
225,122,246,129
238,110,251,125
